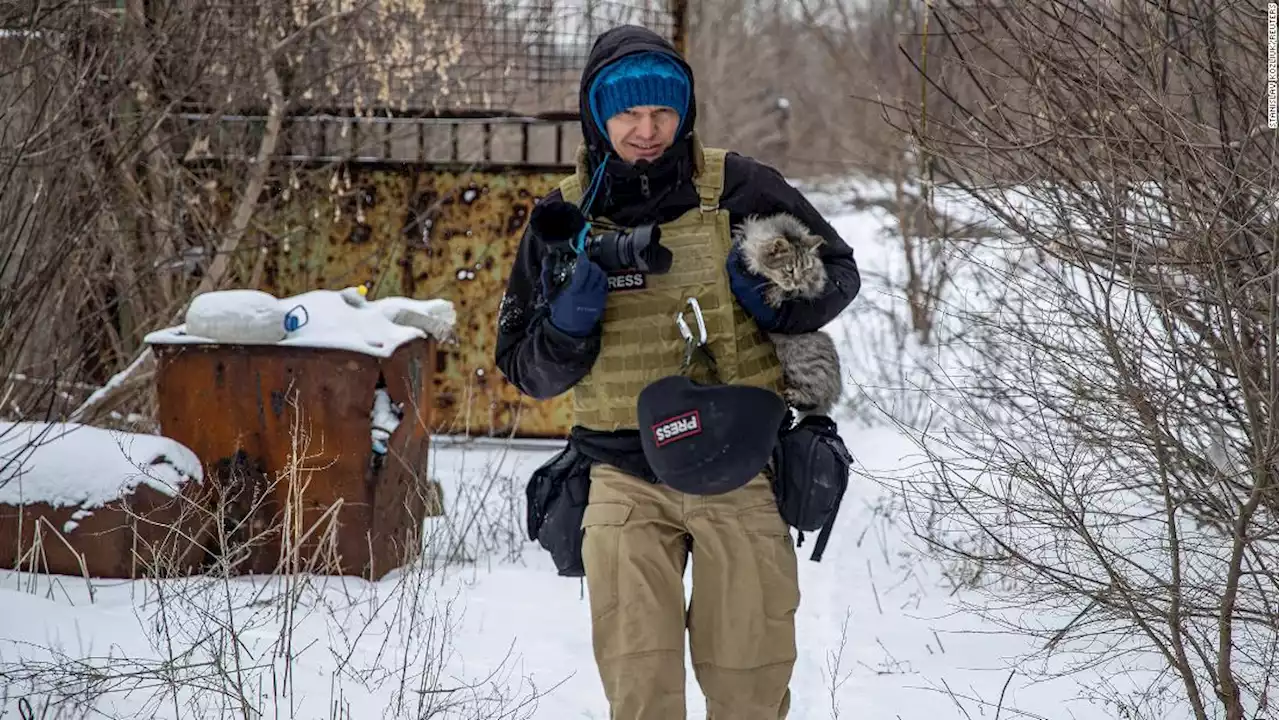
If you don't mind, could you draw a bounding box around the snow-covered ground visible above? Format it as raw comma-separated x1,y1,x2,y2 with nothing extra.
2,430,1122,720
0,184,1166,719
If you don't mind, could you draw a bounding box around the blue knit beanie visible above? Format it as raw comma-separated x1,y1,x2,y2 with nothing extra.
589,52,691,139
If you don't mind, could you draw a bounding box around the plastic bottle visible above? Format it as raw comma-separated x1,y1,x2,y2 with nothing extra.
185,290,288,344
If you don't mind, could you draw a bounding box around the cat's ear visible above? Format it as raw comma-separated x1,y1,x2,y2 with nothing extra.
774,213,824,251
765,237,791,259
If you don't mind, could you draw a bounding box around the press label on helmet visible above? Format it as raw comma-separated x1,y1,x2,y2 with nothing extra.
606,271,647,291
652,410,701,447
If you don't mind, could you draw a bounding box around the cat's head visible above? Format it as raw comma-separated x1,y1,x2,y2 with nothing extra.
760,236,798,271
768,243,827,298
735,213,829,300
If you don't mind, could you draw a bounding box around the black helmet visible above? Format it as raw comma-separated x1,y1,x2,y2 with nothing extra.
636,375,787,495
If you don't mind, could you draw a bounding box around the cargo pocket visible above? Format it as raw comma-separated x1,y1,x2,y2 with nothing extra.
740,506,800,621
580,501,633,620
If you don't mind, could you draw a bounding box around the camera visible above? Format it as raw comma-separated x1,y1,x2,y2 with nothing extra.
533,200,673,291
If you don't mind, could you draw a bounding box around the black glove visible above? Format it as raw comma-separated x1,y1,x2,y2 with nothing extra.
540,252,608,337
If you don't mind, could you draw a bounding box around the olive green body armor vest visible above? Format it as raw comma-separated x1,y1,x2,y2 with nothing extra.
559,146,785,431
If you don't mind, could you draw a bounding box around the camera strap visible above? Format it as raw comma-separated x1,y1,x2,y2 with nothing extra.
578,154,610,216
676,297,720,383
570,222,592,255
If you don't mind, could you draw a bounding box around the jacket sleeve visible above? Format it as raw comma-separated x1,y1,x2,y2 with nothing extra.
724,155,862,335
494,194,601,399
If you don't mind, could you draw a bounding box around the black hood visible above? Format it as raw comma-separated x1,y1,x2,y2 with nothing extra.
577,25,698,222
579,24,697,156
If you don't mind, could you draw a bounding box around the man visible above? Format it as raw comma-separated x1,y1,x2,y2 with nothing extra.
495,24,860,720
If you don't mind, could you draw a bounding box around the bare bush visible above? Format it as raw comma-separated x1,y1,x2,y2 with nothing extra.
882,1,1277,718
684,0,987,178
0,13,164,426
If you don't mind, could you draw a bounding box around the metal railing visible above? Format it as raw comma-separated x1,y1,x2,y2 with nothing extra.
175,108,585,169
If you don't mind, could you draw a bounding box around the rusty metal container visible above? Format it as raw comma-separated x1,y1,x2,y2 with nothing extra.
150,338,438,579
0,485,209,579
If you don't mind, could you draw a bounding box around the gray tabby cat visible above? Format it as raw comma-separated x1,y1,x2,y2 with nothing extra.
732,213,844,416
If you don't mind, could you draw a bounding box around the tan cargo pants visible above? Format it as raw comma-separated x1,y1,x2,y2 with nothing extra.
580,462,800,720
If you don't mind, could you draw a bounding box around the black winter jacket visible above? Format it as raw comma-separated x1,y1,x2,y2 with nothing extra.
495,25,861,480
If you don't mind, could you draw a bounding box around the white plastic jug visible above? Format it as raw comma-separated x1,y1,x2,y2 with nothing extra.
185,290,288,344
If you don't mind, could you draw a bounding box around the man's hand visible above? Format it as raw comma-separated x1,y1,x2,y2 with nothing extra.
725,248,779,329
542,252,608,337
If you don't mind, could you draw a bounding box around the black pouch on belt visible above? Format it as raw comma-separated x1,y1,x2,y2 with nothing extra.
526,443,594,577
769,414,853,562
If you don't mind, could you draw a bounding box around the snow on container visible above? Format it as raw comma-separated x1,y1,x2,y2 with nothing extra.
145,287,455,579
0,422,207,579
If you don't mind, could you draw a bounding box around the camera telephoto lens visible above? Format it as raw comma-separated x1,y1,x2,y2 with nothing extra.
586,225,670,274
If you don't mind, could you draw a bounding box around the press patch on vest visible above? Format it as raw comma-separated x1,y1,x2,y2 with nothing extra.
606,271,647,292
652,410,701,447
